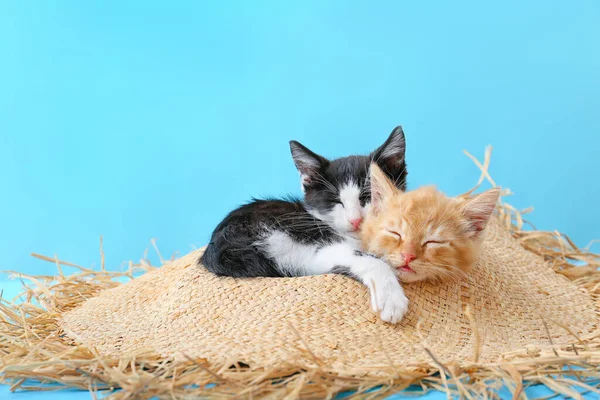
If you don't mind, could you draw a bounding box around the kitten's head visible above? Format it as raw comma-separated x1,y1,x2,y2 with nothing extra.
361,164,500,283
290,126,408,235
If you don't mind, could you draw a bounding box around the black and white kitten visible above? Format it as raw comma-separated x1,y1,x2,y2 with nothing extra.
199,127,409,323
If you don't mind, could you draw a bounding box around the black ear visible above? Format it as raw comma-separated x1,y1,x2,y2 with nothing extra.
371,126,406,173
289,140,329,187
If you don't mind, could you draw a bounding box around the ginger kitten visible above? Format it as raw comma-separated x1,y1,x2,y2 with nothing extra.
361,164,500,283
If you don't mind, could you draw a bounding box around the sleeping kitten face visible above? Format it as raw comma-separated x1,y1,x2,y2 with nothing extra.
361,164,500,283
290,126,408,236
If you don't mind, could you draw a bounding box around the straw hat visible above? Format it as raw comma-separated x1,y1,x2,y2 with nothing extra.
3,151,599,398
60,216,599,368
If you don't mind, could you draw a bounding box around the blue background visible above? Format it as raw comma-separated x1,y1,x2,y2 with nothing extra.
1,1,599,399
1,1,599,276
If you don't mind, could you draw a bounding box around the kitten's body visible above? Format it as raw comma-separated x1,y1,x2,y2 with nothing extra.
200,127,410,323
200,198,339,278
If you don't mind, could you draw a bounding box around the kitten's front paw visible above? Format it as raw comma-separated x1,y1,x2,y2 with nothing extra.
371,281,409,324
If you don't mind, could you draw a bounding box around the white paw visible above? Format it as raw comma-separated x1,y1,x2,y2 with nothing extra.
369,279,409,324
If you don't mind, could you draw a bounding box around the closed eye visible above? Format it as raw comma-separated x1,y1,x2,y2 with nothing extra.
424,240,448,247
385,229,402,239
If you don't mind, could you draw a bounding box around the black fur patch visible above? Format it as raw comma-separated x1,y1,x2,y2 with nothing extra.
330,265,360,281
200,198,341,278
353,250,379,259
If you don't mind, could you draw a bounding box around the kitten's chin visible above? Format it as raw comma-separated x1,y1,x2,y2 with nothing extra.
393,263,460,283
345,230,360,238
395,270,422,283
332,222,360,238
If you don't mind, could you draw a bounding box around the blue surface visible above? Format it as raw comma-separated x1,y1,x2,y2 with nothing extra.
1,378,596,400
1,1,599,399
1,385,596,400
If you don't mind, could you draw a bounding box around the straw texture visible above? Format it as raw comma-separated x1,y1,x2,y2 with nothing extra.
2,148,600,399
60,217,599,368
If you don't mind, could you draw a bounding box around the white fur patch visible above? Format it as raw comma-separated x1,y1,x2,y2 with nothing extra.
261,231,317,276
312,241,408,323
328,182,364,234
339,184,362,220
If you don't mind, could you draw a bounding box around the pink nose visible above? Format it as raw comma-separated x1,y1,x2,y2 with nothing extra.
349,217,363,230
402,253,416,265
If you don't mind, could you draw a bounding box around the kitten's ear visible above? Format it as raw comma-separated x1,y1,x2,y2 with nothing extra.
461,188,500,235
289,141,329,189
371,126,406,174
369,163,397,211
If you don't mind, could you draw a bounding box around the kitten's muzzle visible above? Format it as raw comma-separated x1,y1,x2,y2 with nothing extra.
349,217,363,231
395,253,417,274
402,253,416,265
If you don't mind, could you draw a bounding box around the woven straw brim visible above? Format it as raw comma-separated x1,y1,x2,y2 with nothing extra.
60,216,599,368
2,148,600,399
